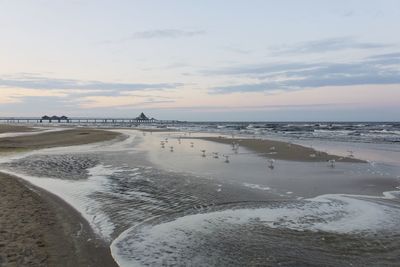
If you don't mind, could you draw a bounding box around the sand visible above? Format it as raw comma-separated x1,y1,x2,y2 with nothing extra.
132,127,176,132
0,127,366,266
0,128,121,266
0,128,120,153
191,136,365,163
0,124,35,134
0,172,117,267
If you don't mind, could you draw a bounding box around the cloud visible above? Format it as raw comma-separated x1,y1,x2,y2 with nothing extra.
0,87,70,105
116,100,176,109
341,10,355,17
366,52,400,65
100,29,205,44
78,94,177,109
146,103,350,111
270,37,391,55
221,46,252,54
208,52,400,94
0,95,77,116
132,29,205,39
0,74,182,93
202,62,316,77
0,75,183,110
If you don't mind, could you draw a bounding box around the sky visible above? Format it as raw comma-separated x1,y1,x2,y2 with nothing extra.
0,0,399,121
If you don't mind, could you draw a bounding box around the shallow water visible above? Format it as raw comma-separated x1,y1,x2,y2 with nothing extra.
150,121,400,144
1,129,400,266
112,197,400,266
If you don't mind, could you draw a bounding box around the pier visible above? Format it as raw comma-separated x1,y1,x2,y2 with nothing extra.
0,113,179,125
0,118,159,124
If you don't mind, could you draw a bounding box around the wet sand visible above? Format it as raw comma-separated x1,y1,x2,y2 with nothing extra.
132,127,176,132
0,124,36,134
0,128,120,153
0,128,121,266
1,127,397,266
0,172,117,267
193,136,365,162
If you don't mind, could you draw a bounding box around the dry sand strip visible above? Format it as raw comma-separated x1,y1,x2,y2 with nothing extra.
0,128,121,153
0,124,36,134
0,172,118,267
191,136,365,163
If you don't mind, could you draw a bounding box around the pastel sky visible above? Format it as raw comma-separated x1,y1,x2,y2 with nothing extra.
1,0,399,121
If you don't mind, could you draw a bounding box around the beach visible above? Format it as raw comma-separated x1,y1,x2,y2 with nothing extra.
0,126,120,266
2,1,400,266
115,129,400,266
0,128,120,153
0,125,35,134
1,125,399,266
0,172,117,267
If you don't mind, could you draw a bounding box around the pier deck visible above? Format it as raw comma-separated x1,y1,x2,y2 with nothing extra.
0,117,176,124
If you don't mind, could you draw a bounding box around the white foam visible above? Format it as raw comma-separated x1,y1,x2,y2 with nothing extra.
2,128,399,266
0,164,122,241
0,129,138,165
0,129,140,241
243,182,270,191
111,192,400,266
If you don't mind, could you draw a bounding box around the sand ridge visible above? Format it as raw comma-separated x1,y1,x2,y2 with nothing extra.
189,136,365,163
0,128,120,153
0,124,36,134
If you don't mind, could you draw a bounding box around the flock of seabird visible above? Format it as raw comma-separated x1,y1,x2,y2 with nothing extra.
157,134,344,169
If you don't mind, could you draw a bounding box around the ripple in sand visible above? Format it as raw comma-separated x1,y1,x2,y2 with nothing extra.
2,154,99,180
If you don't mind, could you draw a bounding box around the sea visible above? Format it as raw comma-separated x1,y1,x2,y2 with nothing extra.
1,121,399,266
158,121,400,143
